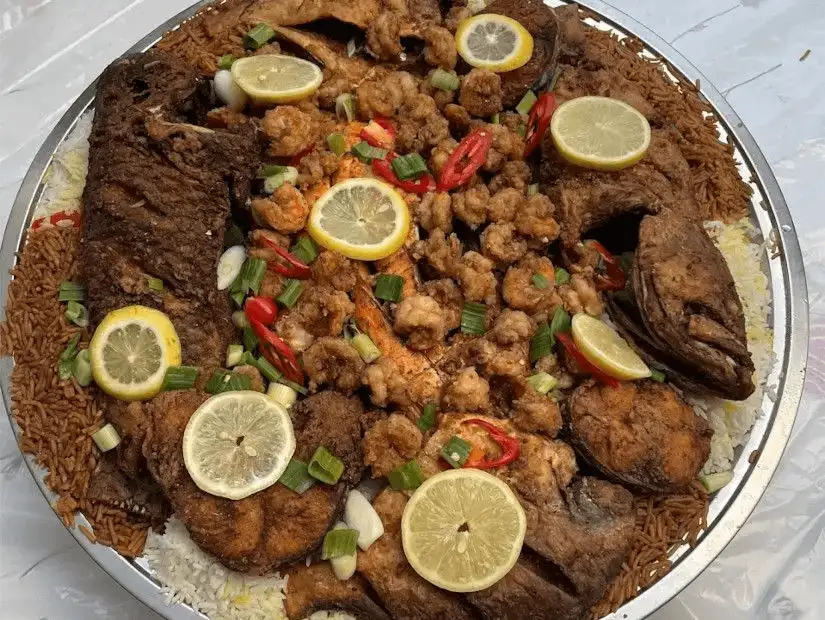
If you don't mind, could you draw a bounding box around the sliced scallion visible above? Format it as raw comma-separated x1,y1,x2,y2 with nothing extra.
232,310,250,330
490,113,500,124
327,132,348,156
352,333,381,363
147,276,164,293
554,267,571,285
527,183,539,197
460,301,486,336
267,382,298,409
527,372,558,395
699,470,733,494
321,527,359,560
91,423,121,452
391,153,428,180
650,368,666,382
374,274,404,302
351,141,387,163
279,378,308,395
516,123,526,138
226,344,245,367
277,278,303,308
531,273,549,289
244,23,275,50
260,164,287,178
72,349,92,387
254,355,283,383
264,166,298,193
440,435,472,469
162,365,200,391
204,369,253,394
308,446,345,485
279,458,315,494
218,54,235,70
388,460,424,491
242,326,259,352
58,334,81,380
548,307,572,345
229,257,267,307
290,236,319,264
430,68,460,91
529,322,552,363
516,90,538,115
335,93,356,122
65,300,89,327
417,402,437,432
58,281,85,302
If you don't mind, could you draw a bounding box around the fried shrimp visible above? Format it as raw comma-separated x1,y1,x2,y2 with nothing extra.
251,185,309,234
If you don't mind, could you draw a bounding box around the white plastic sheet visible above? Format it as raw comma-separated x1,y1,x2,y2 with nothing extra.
1,0,823,618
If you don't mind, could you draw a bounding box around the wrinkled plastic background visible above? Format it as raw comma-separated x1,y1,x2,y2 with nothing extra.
0,1,823,618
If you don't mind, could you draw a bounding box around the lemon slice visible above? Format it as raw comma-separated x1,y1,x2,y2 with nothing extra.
307,178,410,261
550,96,652,171
231,54,323,104
455,14,534,73
183,391,295,500
571,313,651,380
401,468,526,593
89,305,181,401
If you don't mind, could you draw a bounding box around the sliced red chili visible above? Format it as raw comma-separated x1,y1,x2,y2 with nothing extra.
524,92,557,158
586,240,627,292
556,332,620,388
245,296,278,326
360,117,397,149
461,418,520,469
372,154,437,194
250,318,304,384
260,237,312,279
437,129,493,192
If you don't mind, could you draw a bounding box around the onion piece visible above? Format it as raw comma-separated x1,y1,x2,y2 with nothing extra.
92,424,121,452
217,245,247,291
214,70,248,112
344,489,385,550
329,522,357,580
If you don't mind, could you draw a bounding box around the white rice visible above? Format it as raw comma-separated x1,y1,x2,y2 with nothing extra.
143,518,354,620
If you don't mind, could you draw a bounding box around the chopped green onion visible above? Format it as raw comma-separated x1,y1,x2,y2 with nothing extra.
516,90,538,115
242,326,259,352
290,236,319,265
388,460,424,490
254,355,283,383
374,274,404,302
440,435,472,469
147,276,164,293
391,153,428,180
527,372,558,395
232,310,250,330
527,183,539,197
264,166,298,193
531,273,549,289
72,349,92,387
417,402,437,432
162,365,199,390
352,333,381,363
58,281,85,302
548,307,572,345
649,368,666,382
335,93,356,122
65,300,89,327
279,378,308,395
460,301,486,336
430,68,460,91
218,54,235,70
277,278,303,308
327,132,348,156
226,344,245,367
554,267,571,285
279,458,315,494
308,446,345,485
91,424,121,452
321,527,359,560
58,334,81,380
529,322,552,363
224,223,246,248
549,389,564,403
229,257,267,306
260,164,287,178
244,23,275,50
351,141,387,163
516,124,526,138
267,382,298,408
204,369,253,394
699,470,733,494
490,113,500,124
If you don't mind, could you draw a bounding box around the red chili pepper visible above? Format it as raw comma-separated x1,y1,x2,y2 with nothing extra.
372,154,437,194
260,237,312,279
524,92,557,158
556,332,620,388
250,318,304,384
290,146,314,166
461,418,520,469
360,118,397,149
437,129,493,192
245,296,278,326
586,240,627,292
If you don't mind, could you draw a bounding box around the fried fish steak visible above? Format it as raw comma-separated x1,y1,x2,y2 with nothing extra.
569,380,712,492
284,562,391,620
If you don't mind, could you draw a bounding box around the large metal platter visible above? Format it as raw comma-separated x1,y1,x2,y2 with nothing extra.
0,1,808,618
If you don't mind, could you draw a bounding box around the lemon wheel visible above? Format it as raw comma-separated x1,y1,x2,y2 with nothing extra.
455,14,534,73
571,313,651,380
231,54,323,104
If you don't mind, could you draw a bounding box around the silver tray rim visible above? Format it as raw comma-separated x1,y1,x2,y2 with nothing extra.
0,1,808,619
